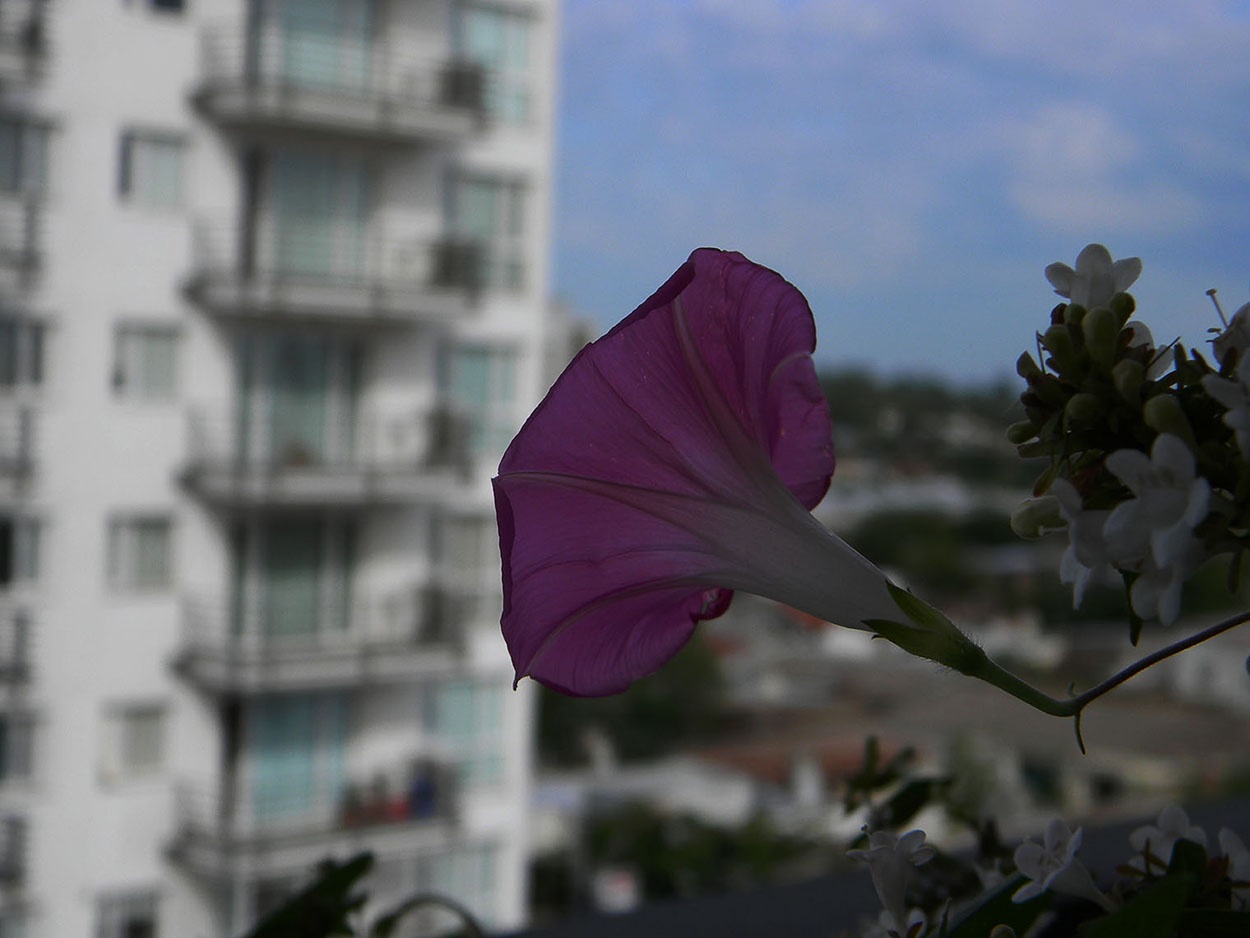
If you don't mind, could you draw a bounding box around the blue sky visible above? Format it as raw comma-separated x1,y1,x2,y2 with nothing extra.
551,0,1250,384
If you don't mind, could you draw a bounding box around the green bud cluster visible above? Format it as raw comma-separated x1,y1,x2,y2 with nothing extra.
1013,292,1224,506
1011,278,1250,586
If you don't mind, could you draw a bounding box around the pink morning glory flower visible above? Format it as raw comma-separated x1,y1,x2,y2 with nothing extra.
493,249,901,696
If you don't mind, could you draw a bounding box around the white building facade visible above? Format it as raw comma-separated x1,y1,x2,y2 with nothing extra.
0,0,555,934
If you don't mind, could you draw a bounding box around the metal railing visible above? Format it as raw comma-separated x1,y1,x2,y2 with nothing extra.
0,198,38,272
0,408,34,477
189,219,494,298
198,23,486,120
180,582,470,660
173,756,457,846
0,604,31,681
185,404,471,475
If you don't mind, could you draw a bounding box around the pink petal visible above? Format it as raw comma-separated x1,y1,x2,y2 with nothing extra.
494,249,887,696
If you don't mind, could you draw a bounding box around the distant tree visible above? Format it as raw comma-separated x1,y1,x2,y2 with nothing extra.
537,632,727,767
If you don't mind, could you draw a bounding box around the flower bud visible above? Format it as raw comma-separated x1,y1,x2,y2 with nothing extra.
1010,496,1062,539
1065,392,1104,425
1112,359,1145,404
1110,291,1136,328
1063,304,1086,328
1143,394,1195,447
989,927,1018,938
1041,324,1078,374
1080,306,1118,368
1006,420,1037,445
1016,351,1044,382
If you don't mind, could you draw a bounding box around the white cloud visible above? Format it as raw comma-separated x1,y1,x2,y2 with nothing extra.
999,102,1203,234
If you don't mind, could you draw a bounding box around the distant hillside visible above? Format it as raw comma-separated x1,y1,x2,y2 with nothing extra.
819,368,1037,490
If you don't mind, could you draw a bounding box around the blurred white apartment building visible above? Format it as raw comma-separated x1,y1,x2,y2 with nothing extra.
0,0,556,935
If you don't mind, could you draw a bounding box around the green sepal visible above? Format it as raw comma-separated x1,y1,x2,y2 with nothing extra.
865,583,985,675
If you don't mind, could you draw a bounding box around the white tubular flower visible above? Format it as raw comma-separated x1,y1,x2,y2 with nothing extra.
1124,321,1170,379
848,829,935,932
1045,244,1142,310
1213,301,1250,367
1203,353,1250,460
1129,805,1209,872
1013,818,1114,911
1102,435,1210,623
1050,479,1114,608
1218,828,1250,910
1126,541,1206,627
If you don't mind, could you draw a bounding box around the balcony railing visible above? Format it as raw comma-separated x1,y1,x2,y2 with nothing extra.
0,199,39,277
181,405,471,507
0,604,31,683
194,23,486,142
0,1,47,86
186,219,489,322
175,584,470,693
0,408,34,480
170,757,457,875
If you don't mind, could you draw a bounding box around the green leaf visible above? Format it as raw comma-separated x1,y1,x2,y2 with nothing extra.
945,875,1050,938
1076,873,1194,938
1175,908,1250,937
243,852,374,938
877,778,949,831
1167,837,1208,876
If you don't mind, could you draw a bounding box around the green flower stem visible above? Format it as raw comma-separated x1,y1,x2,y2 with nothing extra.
960,647,1079,718
963,608,1250,726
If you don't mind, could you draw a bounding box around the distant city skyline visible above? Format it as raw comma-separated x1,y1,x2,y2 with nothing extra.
552,0,1250,384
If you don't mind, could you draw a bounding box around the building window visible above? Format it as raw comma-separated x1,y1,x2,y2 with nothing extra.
103,705,166,780
424,680,503,788
249,693,348,826
95,889,159,938
0,318,44,391
0,116,48,197
436,514,495,580
112,324,178,400
0,516,38,588
118,131,185,209
447,174,525,291
0,714,33,785
0,910,28,938
107,516,172,591
429,844,498,926
457,4,531,124
442,345,516,458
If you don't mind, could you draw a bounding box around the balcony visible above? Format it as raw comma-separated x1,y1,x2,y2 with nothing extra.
186,219,486,324
174,584,469,694
181,405,471,508
169,757,457,878
0,408,34,488
0,199,38,283
193,23,486,143
0,2,47,86
0,603,31,684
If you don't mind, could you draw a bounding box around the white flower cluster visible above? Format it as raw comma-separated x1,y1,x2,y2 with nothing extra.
847,828,934,938
852,807,1250,936
1053,432,1210,625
